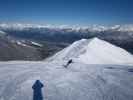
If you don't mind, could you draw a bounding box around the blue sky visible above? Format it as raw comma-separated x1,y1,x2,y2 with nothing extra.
0,0,133,25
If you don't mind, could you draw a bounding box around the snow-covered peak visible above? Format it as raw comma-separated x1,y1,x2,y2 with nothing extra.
48,37,133,64
46,38,89,61
78,38,133,64
1,23,133,32
118,24,133,32
0,23,51,30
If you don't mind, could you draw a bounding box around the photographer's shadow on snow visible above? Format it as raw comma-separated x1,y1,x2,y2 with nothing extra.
32,80,44,100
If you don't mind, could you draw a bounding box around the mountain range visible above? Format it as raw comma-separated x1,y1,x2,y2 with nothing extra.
0,23,133,60
0,30,67,60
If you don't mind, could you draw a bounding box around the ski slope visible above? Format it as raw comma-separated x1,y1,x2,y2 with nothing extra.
0,38,133,100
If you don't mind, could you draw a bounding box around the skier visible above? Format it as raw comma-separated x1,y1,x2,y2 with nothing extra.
32,80,44,100
64,59,73,68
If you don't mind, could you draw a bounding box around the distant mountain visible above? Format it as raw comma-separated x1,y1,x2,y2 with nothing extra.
0,30,66,61
0,31,42,60
0,23,133,54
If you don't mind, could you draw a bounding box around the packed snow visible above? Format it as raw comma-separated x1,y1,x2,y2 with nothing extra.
0,38,133,100
0,61,133,100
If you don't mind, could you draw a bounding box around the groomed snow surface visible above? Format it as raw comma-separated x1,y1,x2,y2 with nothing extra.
0,38,133,100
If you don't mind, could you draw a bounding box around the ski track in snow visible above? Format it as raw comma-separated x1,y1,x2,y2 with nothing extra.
0,61,133,100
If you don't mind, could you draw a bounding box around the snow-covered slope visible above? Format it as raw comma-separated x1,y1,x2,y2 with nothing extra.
47,38,90,61
78,38,133,64
0,61,133,100
48,38,133,64
0,38,133,100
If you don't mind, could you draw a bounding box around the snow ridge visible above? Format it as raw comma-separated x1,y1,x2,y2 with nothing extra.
78,38,133,64
48,38,133,64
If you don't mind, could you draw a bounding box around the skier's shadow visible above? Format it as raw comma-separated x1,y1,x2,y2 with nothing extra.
32,80,44,100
